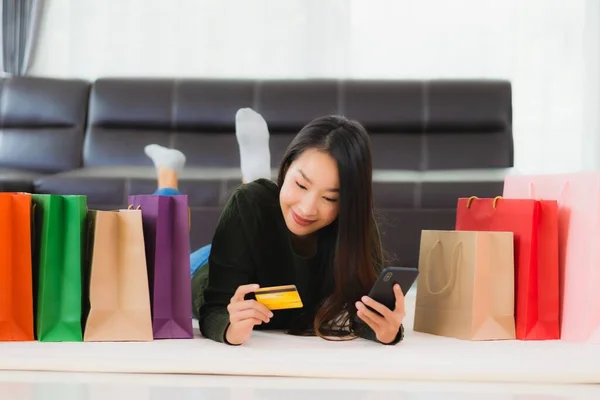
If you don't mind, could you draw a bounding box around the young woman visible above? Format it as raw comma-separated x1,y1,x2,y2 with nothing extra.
145,109,406,346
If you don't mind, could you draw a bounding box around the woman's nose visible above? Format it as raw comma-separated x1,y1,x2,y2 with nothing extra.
298,195,318,217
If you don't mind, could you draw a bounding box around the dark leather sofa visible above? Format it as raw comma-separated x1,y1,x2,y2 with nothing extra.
0,77,513,268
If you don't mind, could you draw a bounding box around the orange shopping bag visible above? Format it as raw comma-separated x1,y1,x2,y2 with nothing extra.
0,193,34,341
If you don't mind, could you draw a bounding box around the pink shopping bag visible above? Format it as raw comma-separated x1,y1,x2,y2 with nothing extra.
503,172,600,342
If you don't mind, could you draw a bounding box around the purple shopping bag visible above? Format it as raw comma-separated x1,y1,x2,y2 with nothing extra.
128,194,193,339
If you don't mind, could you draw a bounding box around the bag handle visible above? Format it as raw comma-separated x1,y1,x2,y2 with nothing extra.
528,181,569,204
127,202,192,231
465,195,502,209
424,240,463,296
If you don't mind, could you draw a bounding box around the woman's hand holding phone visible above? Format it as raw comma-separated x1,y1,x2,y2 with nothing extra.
355,283,406,344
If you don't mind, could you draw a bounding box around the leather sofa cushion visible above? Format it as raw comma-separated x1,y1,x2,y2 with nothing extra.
88,79,255,131
0,77,90,173
33,167,248,208
82,78,513,171
0,168,42,192
371,170,507,209
424,80,513,169
83,129,425,171
426,132,513,169
256,81,339,131
420,181,504,208
343,81,424,132
426,80,512,132
33,166,506,210
377,209,457,267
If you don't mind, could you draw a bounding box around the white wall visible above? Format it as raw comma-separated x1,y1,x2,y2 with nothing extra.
29,0,599,174
32,0,351,79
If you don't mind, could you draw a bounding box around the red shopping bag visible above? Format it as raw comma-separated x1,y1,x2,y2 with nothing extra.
455,196,560,340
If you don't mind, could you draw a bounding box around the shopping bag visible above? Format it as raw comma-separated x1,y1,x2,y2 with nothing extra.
414,230,516,340
83,209,153,342
128,194,193,339
503,172,600,342
31,194,86,342
0,193,34,341
455,196,560,340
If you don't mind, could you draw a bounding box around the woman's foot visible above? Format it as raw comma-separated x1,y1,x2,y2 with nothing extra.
144,144,186,190
235,108,271,183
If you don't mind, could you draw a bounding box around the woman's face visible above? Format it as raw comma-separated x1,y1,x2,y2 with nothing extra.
279,148,340,237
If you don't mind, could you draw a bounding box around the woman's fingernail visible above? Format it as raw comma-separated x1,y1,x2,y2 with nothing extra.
361,296,369,302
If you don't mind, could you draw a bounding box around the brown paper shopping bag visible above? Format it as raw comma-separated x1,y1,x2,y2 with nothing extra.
83,209,153,342
413,230,516,340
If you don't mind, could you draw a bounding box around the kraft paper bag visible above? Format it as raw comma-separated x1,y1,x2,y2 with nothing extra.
414,230,516,340
0,193,34,341
503,172,600,342
128,194,193,339
31,194,86,342
83,209,153,342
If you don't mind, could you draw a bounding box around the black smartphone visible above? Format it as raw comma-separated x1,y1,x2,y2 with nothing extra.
362,266,419,316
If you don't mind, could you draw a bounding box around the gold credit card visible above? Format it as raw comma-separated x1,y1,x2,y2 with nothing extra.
254,285,303,310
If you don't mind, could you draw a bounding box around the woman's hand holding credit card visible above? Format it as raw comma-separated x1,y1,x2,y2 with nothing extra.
226,283,304,345
253,285,303,310
225,284,274,345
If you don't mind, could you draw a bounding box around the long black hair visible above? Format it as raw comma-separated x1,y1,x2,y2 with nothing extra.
277,115,384,339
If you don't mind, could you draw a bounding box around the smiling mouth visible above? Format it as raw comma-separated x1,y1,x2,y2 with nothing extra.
291,210,315,226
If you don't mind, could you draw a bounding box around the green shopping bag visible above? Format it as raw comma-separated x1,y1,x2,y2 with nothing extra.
31,194,87,342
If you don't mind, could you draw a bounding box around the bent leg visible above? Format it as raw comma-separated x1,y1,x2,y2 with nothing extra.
154,188,181,196
235,108,272,183
145,144,186,191
190,244,212,276
191,244,212,320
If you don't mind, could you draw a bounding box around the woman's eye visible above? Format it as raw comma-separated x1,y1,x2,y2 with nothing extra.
323,197,338,203
296,181,307,190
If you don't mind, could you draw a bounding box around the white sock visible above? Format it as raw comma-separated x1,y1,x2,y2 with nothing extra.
235,108,271,182
144,144,186,173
